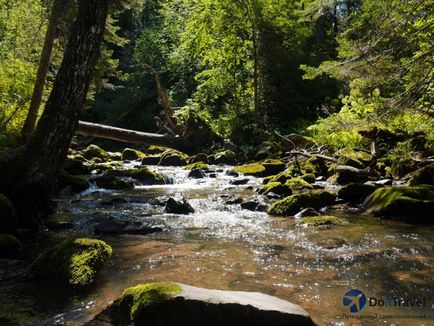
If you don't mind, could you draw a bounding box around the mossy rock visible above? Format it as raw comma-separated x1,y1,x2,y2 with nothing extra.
188,153,209,164
213,150,237,165
302,215,349,227
284,177,313,191
122,148,146,161
234,163,266,177
261,159,286,175
112,282,183,325
263,172,292,185
141,155,161,165
82,145,111,161
409,164,434,186
337,148,373,169
185,162,209,170
0,193,17,234
104,168,165,185
94,176,134,190
258,182,292,197
303,156,328,177
63,157,92,175
29,238,112,289
159,150,188,166
300,173,316,183
57,172,90,193
364,185,434,222
267,191,336,216
338,183,378,203
146,145,169,154
0,233,22,257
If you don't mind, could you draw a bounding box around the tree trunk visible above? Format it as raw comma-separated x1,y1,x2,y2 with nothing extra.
18,0,109,195
76,121,185,150
20,0,64,141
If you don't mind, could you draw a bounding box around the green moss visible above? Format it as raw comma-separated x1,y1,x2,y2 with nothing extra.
263,171,292,185
82,145,111,161
185,162,209,170
267,190,336,216
187,153,209,164
365,185,434,220
258,182,292,197
284,177,314,190
122,148,146,161
146,145,170,154
104,167,165,185
29,238,112,289
234,163,266,176
302,215,349,227
0,233,22,257
213,150,237,165
409,164,434,186
115,282,182,325
337,148,373,169
300,173,316,183
0,193,17,233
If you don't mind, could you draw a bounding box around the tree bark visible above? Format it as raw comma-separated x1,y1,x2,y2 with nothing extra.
20,0,64,141
76,121,185,150
20,0,109,194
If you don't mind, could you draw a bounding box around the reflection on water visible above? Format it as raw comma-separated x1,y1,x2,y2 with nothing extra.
1,165,433,325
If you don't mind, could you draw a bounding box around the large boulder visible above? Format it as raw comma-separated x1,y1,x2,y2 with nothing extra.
0,193,17,234
338,183,378,203
57,172,90,193
364,185,434,222
234,163,267,177
301,215,349,227
159,150,188,166
165,198,195,214
122,148,146,161
93,176,134,190
82,144,111,161
141,155,162,166
267,191,336,216
261,159,286,175
258,182,292,197
284,177,314,191
213,150,237,165
90,282,315,326
337,148,373,169
409,164,434,186
29,238,112,289
0,233,22,257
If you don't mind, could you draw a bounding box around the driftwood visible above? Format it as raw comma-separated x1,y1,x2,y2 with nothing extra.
76,121,185,150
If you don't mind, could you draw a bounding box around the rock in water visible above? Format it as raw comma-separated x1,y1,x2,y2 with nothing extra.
165,198,195,214
29,238,112,289
89,282,315,326
94,220,162,235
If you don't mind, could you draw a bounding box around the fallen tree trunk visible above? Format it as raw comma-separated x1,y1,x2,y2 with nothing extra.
76,121,186,151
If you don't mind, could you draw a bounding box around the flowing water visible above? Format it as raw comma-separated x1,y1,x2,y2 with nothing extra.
1,164,433,325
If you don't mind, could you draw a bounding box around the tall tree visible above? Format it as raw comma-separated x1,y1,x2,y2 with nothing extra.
1,0,110,203
20,0,65,141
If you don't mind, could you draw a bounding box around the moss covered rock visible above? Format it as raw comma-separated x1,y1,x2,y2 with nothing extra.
82,145,111,161
300,173,316,183
122,148,146,161
364,185,434,221
0,193,17,234
94,176,134,190
263,172,292,185
234,163,267,177
284,177,314,191
188,153,209,164
409,164,434,186
29,238,112,289
159,150,188,166
267,191,336,216
213,150,237,165
104,168,165,185
258,182,292,197
303,156,328,177
141,155,162,165
185,162,209,170
338,183,378,203
261,159,286,175
57,172,90,193
302,215,349,227
0,233,22,257
337,148,373,169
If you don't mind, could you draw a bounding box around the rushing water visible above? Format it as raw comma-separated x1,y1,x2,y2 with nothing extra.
1,164,433,325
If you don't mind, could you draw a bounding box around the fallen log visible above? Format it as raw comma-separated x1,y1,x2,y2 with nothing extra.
287,150,339,163
75,121,186,151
